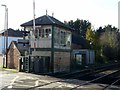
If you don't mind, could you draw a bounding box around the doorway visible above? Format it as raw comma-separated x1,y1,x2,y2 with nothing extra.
31,56,51,74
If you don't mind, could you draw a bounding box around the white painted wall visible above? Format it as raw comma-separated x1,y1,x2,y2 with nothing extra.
0,36,23,54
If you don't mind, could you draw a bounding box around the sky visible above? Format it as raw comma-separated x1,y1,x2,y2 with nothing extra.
0,0,119,31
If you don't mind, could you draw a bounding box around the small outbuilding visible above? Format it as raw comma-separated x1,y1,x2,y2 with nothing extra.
7,40,29,71
71,34,95,70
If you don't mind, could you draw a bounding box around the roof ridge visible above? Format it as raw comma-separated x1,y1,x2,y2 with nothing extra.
21,15,74,31
46,15,55,24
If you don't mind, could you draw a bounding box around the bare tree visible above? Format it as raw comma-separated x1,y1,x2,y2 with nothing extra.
100,30,119,61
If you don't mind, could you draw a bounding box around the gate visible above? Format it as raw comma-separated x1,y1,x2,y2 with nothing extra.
24,56,30,72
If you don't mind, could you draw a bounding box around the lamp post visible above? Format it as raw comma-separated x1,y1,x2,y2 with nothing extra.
33,0,35,33
1,4,8,68
33,0,36,51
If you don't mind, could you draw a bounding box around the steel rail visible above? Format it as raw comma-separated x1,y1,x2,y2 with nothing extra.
70,69,120,90
102,78,120,90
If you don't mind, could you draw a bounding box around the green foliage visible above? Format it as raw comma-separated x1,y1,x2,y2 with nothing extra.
65,19,91,38
86,24,120,63
65,18,120,63
0,67,18,73
97,25,120,62
86,25,94,42
86,25,102,63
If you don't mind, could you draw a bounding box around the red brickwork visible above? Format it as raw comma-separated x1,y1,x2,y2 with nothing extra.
7,42,20,70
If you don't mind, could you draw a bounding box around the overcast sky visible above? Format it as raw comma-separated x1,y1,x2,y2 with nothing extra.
0,0,119,31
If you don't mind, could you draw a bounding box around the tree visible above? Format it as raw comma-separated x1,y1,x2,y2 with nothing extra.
65,19,91,38
86,24,120,63
86,25,102,63
96,27,105,37
100,25,119,61
86,24,95,43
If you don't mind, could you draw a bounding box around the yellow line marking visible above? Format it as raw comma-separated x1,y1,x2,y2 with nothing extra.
7,76,19,88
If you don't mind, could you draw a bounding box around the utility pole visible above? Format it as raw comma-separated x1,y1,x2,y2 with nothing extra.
33,0,36,51
33,0,35,33
1,4,8,68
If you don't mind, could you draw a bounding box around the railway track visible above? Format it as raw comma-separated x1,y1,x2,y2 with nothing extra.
70,69,120,90
56,63,120,79
26,64,120,89
102,78,120,90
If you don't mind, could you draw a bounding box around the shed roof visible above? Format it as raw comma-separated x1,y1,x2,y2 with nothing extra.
72,34,90,49
8,41,28,56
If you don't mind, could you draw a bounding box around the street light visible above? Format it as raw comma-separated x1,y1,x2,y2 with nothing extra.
1,4,8,68
33,0,36,51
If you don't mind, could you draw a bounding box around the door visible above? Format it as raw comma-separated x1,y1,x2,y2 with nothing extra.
76,54,82,65
44,56,50,73
33,56,44,73
33,56,51,73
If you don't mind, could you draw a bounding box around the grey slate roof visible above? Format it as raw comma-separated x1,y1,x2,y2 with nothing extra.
21,15,73,31
72,34,90,49
10,41,29,56
0,28,24,37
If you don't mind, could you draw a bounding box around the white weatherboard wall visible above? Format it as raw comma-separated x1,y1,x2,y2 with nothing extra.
26,25,52,48
30,38,51,48
0,36,22,54
89,50,95,64
73,49,95,65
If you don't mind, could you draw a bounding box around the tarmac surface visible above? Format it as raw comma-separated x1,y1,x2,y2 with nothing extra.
0,69,119,90
0,56,119,89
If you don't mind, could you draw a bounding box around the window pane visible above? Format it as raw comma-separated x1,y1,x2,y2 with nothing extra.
42,29,44,38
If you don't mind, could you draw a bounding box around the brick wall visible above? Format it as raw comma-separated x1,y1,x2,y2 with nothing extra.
72,43,82,49
7,42,20,70
54,52,70,73
32,51,51,56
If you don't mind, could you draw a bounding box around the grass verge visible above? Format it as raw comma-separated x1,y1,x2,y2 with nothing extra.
0,66,18,73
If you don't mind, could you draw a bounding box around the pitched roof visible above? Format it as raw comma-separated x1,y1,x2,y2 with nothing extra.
72,34,90,49
0,28,24,37
21,15,73,31
8,41,29,56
